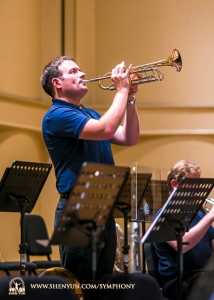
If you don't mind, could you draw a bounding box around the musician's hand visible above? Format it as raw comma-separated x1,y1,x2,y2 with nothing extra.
111,61,132,92
128,73,140,100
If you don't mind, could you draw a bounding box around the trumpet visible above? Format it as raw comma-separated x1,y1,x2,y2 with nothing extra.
82,49,182,90
205,198,214,212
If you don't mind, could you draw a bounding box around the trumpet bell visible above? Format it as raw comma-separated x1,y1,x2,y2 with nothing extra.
39,267,84,300
168,49,182,72
132,49,182,73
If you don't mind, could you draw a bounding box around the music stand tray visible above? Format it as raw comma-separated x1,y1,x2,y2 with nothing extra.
141,177,214,300
49,162,130,283
0,161,52,213
0,160,52,275
50,162,130,246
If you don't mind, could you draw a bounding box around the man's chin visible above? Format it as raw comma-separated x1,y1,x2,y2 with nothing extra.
80,87,89,97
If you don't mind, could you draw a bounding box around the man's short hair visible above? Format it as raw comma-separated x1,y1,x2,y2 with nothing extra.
40,56,74,98
167,159,201,191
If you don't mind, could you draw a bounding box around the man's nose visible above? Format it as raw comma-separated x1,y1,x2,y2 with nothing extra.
79,71,86,77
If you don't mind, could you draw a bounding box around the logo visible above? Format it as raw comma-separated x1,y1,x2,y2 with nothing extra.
8,277,26,295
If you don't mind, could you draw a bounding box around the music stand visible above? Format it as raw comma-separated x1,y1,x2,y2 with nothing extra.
141,177,214,300
0,160,52,275
49,162,130,283
114,173,152,273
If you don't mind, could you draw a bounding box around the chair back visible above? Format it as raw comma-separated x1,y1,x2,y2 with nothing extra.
24,214,52,257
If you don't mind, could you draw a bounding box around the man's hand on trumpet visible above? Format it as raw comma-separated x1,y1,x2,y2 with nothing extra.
111,61,132,93
111,62,140,103
127,72,140,102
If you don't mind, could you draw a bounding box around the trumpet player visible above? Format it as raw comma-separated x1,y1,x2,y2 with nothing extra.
40,56,140,296
154,159,214,300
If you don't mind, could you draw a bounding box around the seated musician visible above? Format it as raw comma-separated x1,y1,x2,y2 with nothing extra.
154,159,214,300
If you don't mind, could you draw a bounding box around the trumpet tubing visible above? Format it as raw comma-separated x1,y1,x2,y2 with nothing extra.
82,49,182,90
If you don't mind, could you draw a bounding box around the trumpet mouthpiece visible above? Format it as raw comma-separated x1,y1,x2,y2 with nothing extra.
82,80,88,84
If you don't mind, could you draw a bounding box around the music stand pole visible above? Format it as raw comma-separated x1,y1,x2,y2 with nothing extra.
67,217,102,284
142,222,146,274
18,197,30,275
177,230,183,300
91,230,97,278
169,223,187,300
116,204,131,273
90,226,105,283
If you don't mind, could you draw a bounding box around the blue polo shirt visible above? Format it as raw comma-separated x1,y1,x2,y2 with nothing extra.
154,210,214,278
42,99,114,194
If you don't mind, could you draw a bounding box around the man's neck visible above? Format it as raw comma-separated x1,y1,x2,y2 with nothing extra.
53,95,81,106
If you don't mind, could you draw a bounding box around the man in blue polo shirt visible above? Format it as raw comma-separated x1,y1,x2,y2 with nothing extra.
40,56,140,293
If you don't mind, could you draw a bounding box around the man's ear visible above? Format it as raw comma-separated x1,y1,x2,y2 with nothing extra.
171,179,178,189
52,78,62,88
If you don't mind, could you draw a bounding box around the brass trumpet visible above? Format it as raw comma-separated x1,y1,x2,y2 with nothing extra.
205,198,214,212
40,267,84,299
82,49,182,90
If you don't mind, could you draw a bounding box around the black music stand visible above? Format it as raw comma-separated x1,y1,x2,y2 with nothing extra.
141,177,214,300
49,162,130,283
0,160,52,275
114,173,152,273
